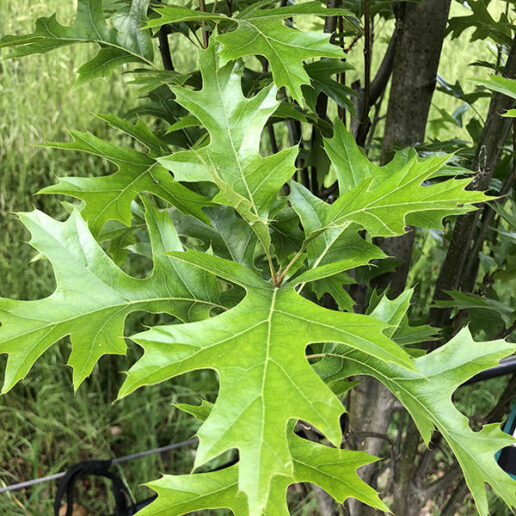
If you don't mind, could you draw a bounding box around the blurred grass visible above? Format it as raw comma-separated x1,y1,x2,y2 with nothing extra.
0,1,513,514
0,2,209,514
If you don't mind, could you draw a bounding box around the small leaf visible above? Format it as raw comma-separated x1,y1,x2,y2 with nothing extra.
40,131,212,233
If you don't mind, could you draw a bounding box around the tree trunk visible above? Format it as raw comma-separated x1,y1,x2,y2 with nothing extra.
348,2,452,514
430,37,516,328
377,0,452,295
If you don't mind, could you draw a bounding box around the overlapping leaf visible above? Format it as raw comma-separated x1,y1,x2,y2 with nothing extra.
289,181,384,310
0,202,221,392
315,294,516,516
319,123,490,236
285,123,489,295
40,131,212,234
158,43,297,253
119,250,416,514
170,208,257,269
137,430,387,515
0,0,155,84
446,0,513,46
146,2,353,103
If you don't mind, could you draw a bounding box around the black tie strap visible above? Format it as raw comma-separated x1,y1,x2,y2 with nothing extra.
53,459,131,516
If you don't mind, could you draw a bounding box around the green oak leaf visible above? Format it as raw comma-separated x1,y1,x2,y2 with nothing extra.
289,181,384,311
119,250,416,514
137,430,387,515
471,76,516,101
216,3,351,104
0,201,222,392
290,181,385,283
434,290,515,327
316,297,516,516
368,289,437,354
40,131,212,234
146,2,353,103
158,43,296,255
446,0,513,47
325,153,490,236
0,0,155,83
323,119,462,194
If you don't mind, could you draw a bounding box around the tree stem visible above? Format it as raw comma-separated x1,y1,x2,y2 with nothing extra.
199,0,209,48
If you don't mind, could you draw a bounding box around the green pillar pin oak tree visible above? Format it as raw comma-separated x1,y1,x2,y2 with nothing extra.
1,1,515,514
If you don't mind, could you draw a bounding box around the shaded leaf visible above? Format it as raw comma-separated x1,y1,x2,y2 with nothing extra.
40,131,212,233
434,290,515,326
0,202,221,392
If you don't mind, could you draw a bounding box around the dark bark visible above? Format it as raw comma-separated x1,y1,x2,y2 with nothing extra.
158,27,174,71
351,28,397,144
308,0,341,195
355,0,372,146
347,379,398,516
430,37,516,328
373,0,451,297
381,0,451,157
461,170,515,291
347,3,452,515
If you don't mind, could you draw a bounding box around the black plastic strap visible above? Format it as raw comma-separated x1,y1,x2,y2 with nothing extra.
53,459,131,516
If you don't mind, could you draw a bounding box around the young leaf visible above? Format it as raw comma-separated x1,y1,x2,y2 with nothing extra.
158,44,296,255
146,2,353,103
326,154,489,236
290,181,385,281
317,319,516,516
0,0,156,83
0,202,221,392
119,251,416,513
471,75,516,100
40,131,212,234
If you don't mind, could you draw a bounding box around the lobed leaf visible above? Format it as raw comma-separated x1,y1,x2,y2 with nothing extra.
146,2,354,103
40,131,212,234
0,202,221,392
316,296,516,516
119,252,416,513
0,0,156,83
158,43,296,255
137,431,387,516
